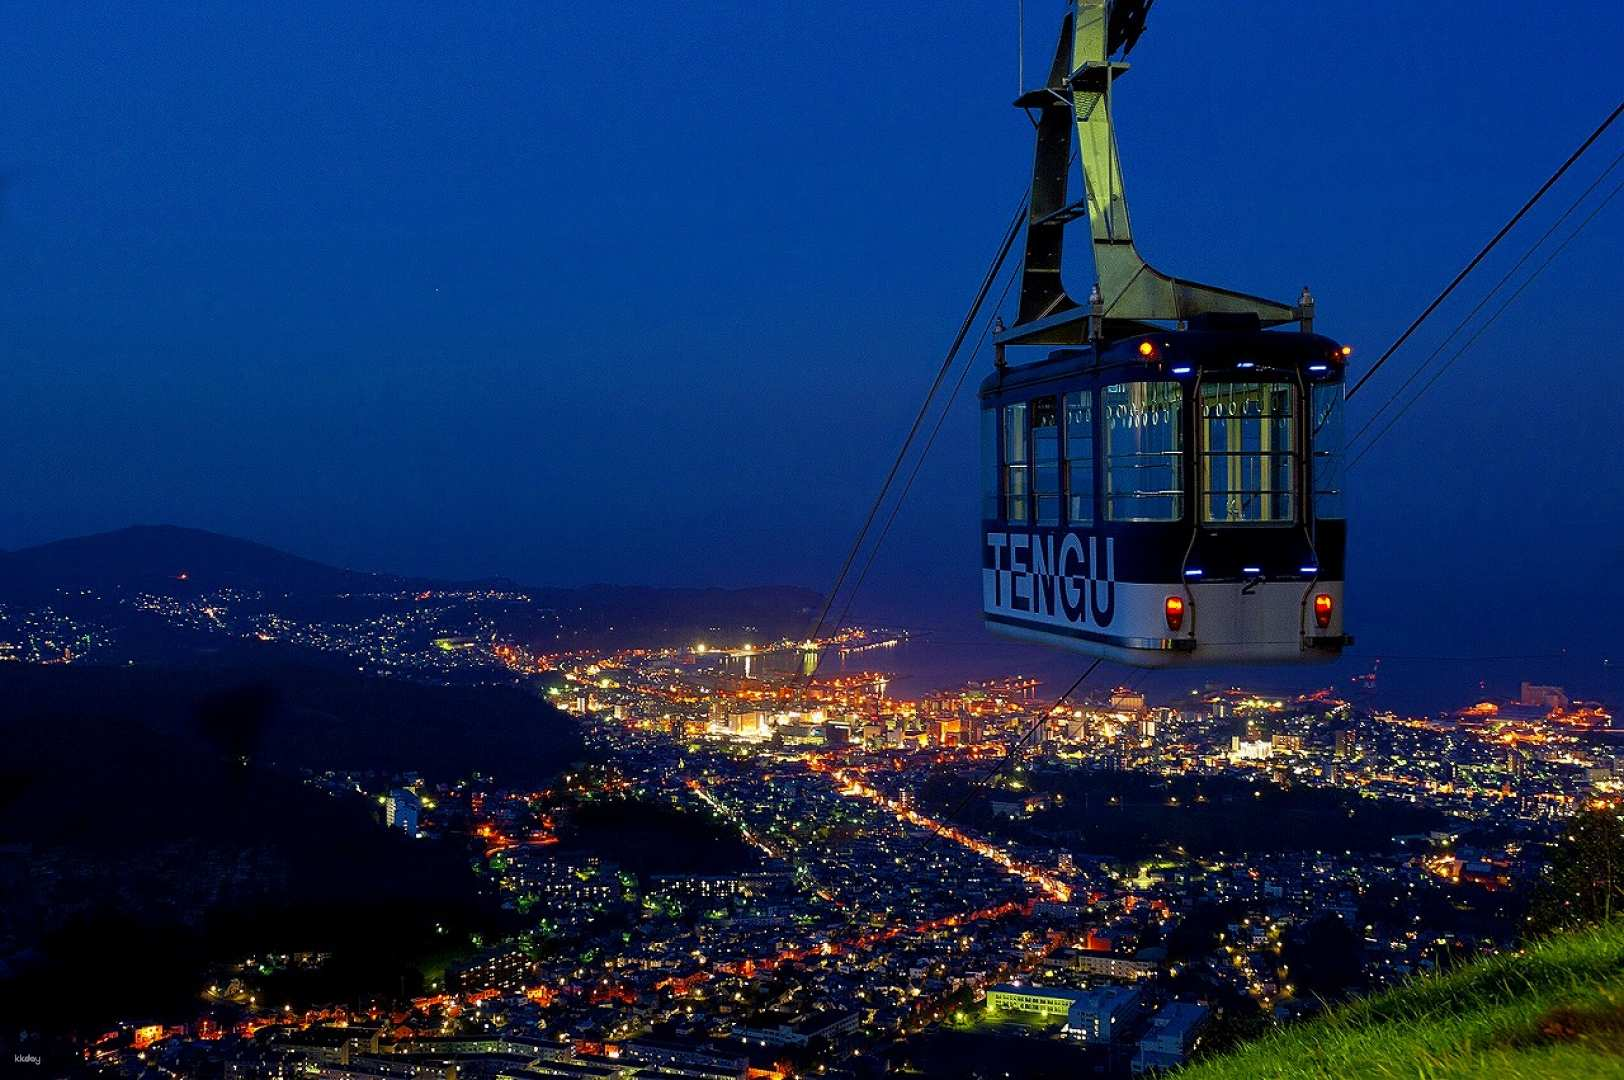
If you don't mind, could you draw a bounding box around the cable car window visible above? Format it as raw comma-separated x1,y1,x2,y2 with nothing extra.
1003,402,1029,523
1065,390,1094,526
1199,382,1296,524
1311,383,1345,519
1104,382,1183,522
980,408,999,520
1031,396,1060,526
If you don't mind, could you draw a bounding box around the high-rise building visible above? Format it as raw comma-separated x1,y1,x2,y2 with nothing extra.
1334,729,1355,760
961,714,984,746
1110,688,1147,713
1520,683,1569,712
385,789,421,835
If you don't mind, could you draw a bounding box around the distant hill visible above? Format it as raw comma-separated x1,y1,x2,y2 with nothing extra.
1179,919,1624,1079
0,524,413,598
0,526,820,643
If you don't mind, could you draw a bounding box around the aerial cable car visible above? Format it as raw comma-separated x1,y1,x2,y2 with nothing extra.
980,0,1350,666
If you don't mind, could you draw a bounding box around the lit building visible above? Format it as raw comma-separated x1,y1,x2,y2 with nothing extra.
625,1040,747,1080
385,789,421,835
1071,952,1157,981
961,714,985,746
986,984,1090,1019
1230,737,1272,762
732,1011,858,1048
445,946,535,995
1111,688,1147,712
708,710,770,738
1520,682,1569,712
647,871,788,900
1062,986,1143,1044
1132,1002,1210,1072
989,793,1053,818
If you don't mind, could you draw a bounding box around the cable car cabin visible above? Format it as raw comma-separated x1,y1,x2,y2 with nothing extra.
979,325,1351,667
981,0,1346,666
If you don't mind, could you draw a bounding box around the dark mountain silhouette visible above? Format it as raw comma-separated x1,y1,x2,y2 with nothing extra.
0,524,415,598
0,526,820,639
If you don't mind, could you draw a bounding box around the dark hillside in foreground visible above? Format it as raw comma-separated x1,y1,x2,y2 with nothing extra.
0,660,583,784
0,662,582,1032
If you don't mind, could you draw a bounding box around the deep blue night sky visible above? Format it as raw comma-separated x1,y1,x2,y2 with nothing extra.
3,3,1622,693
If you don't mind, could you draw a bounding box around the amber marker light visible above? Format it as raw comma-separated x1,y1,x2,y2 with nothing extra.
1165,595,1186,632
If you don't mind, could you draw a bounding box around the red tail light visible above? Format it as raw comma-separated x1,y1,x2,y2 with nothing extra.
1165,596,1185,632
1313,593,1334,629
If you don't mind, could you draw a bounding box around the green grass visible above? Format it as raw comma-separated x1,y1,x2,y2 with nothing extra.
1179,919,1624,1080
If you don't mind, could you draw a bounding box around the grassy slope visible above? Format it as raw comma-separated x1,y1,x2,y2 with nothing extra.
1180,919,1624,1080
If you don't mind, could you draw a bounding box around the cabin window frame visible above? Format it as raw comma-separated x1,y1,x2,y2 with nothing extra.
1003,401,1030,524
1310,382,1345,520
1102,379,1186,523
1197,380,1300,526
1030,395,1061,526
1064,388,1095,527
